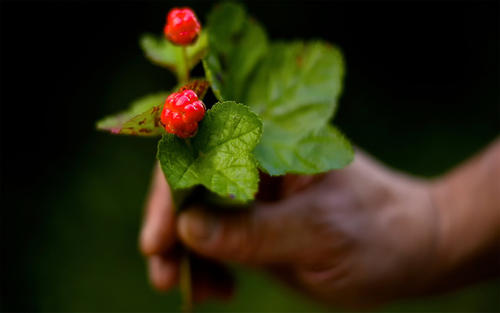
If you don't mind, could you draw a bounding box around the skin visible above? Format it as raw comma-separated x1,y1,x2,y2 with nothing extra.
139,139,500,308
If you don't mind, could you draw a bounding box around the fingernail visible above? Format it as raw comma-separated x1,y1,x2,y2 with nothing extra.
181,210,217,243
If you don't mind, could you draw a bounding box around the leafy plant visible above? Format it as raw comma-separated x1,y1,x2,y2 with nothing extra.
96,2,353,311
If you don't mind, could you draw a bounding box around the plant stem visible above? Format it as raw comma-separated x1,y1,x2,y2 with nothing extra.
180,250,193,313
173,184,194,312
181,46,190,84
174,49,193,313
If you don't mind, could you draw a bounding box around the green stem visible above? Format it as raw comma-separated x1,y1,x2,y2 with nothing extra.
181,46,190,84
174,47,193,313
173,186,194,312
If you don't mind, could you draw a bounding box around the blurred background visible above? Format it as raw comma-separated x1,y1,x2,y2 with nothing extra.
1,0,498,311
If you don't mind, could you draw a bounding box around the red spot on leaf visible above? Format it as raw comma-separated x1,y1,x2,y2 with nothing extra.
179,79,209,99
154,116,162,127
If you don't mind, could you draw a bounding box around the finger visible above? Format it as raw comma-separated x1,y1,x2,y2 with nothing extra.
148,255,179,291
140,163,176,255
149,251,234,300
177,194,313,265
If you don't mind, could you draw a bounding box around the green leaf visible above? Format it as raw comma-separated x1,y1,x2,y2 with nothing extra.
243,41,352,175
206,2,246,55
246,41,345,134
96,79,210,136
255,123,354,175
204,6,352,175
203,2,268,101
96,92,168,136
157,101,263,201
140,31,208,82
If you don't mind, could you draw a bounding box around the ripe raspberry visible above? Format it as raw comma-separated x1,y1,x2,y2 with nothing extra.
161,89,206,138
164,7,201,46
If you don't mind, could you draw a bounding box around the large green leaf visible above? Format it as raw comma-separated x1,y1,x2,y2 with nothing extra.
157,101,262,201
203,4,352,175
246,41,344,133
245,41,352,174
203,2,268,101
140,31,208,82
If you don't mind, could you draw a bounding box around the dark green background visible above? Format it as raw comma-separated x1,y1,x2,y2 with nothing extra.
1,1,498,311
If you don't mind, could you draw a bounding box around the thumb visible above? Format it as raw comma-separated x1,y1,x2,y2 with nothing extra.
177,195,312,265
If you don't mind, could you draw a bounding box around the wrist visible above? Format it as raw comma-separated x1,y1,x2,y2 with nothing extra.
428,143,500,291
430,178,464,276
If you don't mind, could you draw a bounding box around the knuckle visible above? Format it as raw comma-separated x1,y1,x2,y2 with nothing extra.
237,212,262,263
218,213,259,263
235,218,257,262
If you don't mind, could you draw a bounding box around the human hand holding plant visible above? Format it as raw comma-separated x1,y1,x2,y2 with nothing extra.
97,2,500,310
142,141,500,308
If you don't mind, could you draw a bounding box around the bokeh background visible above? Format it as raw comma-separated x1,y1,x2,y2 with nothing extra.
1,0,499,311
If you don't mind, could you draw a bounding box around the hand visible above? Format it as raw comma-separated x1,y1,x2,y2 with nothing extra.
139,151,440,307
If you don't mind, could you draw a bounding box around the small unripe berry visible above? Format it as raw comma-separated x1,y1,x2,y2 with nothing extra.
164,7,201,46
161,89,206,138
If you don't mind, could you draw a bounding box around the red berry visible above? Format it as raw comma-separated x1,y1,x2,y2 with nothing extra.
164,7,201,46
161,89,206,138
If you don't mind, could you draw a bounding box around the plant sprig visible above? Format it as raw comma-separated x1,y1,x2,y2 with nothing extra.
96,2,354,311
